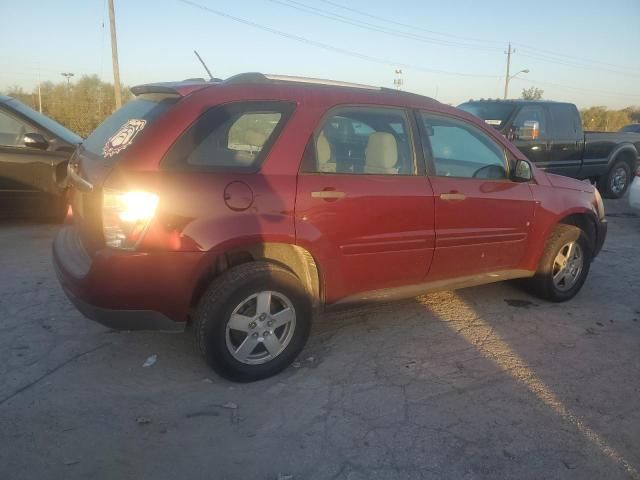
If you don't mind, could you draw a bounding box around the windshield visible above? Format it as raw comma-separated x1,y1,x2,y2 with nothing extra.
82,94,178,159
7,98,82,144
457,102,516,129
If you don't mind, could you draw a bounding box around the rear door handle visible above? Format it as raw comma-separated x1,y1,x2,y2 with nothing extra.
440,193,466,201
311,190,345,199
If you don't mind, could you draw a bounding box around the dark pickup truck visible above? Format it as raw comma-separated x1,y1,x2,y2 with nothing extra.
458,99,640,198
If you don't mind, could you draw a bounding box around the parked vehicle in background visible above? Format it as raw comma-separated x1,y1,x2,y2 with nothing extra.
629,167,640,210
54,74,607,382
620,124,640,134
0,95,81,221
458,100,640,199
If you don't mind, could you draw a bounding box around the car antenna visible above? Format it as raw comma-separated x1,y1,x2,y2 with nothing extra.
193,50,214,81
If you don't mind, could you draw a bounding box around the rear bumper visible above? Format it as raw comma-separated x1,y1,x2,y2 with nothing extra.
53,226,204,331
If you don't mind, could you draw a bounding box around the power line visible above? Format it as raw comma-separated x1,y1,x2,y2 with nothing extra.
317,0,504,46
177,0,499,78
176,1,640,101
515,44,640,73
267,0,501,51
518,51,640,79
316,0,639,75
511,76,640,100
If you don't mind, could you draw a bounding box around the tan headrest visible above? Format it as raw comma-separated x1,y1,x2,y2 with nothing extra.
316,132,335,172
244,129,270,148
364,132,398,174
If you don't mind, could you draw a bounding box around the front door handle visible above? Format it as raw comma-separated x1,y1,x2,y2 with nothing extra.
440,193,466,201
311,190,346,199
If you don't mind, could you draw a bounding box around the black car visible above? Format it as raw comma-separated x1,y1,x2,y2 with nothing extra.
0,95,81,220
620,124,640,134
458,100,640,198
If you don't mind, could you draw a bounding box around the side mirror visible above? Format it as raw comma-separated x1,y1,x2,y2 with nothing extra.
512,159,533,182
517,120,540,141
23,132,49,150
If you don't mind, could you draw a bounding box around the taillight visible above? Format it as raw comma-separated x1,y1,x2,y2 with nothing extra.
102,189,159,249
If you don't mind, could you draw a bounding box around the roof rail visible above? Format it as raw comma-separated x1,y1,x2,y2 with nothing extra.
223,72,380,91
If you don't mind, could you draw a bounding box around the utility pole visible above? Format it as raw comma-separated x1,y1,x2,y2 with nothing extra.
37,64,42,113
503,42,512,99
108,0,122,109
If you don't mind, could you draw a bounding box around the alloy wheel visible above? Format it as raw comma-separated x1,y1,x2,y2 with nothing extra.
225,291,297,365
552,241,584,292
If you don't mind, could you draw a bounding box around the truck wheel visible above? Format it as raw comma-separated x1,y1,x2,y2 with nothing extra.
598,160,631,199
194,261,312,382
526,225,592,302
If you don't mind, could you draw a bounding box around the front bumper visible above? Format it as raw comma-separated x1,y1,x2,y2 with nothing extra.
53,226,204,331
593,217,607,258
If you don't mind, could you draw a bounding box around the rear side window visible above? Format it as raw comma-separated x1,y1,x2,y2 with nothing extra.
304,106,415,175
163,101,295,171
549,104,580,138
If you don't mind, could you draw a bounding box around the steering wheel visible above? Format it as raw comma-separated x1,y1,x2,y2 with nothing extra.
472,164,506,179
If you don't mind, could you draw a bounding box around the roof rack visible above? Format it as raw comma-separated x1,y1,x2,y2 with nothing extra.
223,72,380,91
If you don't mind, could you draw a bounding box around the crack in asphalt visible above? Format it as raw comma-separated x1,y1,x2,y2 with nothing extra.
0,342,110,407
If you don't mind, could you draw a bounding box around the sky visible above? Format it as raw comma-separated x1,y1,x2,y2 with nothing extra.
1,0,639,109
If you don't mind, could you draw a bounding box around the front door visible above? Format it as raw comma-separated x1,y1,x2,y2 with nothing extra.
0,107,57,194
295,106,435,304
511,104,551,167
418,112,537,281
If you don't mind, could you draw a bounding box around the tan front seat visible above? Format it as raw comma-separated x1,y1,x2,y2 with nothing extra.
316,132,336,173
364,132,398,174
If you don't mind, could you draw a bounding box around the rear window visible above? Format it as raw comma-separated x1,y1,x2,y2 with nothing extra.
549,104,580,138
457,102,516,129
163,101,295,171
82,94,178,158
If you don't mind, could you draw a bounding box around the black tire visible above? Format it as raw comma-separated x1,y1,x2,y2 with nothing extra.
194,261,312,382
598,159,631,199
526,224,592,302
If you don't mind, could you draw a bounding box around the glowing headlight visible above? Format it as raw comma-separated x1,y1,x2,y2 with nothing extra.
103,189,159,249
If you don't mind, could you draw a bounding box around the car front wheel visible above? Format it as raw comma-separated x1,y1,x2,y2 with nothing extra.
527,224,592,302
194,262,312,382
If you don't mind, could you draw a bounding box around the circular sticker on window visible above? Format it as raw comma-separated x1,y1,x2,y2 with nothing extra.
103,119,147,158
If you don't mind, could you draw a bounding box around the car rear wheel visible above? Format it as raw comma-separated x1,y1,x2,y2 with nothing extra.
526,224,592,302
194,261,312,382
599,160,631,199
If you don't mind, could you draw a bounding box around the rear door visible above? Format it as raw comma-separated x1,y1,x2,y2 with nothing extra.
418,112,536,280
546,103,583,177
295,106,435,304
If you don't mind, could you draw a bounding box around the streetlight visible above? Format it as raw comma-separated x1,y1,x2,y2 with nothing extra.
504,69,529,99
61,72,75,89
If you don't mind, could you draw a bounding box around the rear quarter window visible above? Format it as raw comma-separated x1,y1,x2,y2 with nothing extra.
162,101,295,171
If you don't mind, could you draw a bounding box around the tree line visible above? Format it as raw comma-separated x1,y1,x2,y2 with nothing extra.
3,75,639,136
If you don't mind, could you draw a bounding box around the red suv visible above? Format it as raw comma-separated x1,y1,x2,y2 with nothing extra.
54,73,607,381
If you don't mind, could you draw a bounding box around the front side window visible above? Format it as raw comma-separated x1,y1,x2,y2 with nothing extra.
421,113,508,179
163,101,294,170
307,106,415,175
513,105,548,139
0,109,30,147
